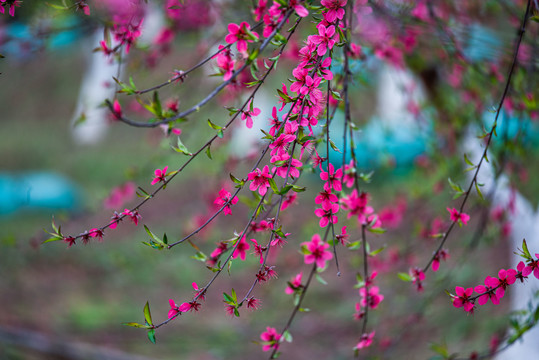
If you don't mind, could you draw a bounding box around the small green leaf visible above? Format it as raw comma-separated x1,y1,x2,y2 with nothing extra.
398,272,412,282
330,90,342,101
522,239,532,259
369,245,386,256
143,301,153,326
173,137,193,156
268,178,279,194
367,226,386,234
329,139,341,153
315,274,327,285
448,178,463,193
282,330,293,342
223,292,235,304
147,328,156,344
205,146,212,160
463,153,474,166
208,119,222,130
475,181,484,200
122,322,151,329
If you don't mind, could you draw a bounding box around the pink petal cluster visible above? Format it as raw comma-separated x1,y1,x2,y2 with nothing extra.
260,327,281,352
225,22,259,54
214,188,238,215
447,207,470,225
301,234,333,269
151,166,169,185
241,101,261,129
248,166,272,196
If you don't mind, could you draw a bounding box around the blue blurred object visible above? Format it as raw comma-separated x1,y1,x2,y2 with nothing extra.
0,172,80,215
3,16,82,59
325,110,433,172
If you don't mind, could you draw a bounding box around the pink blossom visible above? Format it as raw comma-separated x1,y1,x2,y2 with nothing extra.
474,276,501,305
302,234,333,269
447,207,470,226
431,249,449,272
241,101,261,129
285,272,303,294
321,0,346,23
315,202,339,228
411,1,429,21
335,226,349,245
309,24,337,56
63,236,76,247
76,1,90,15
452,286,475,313
214,45,235,81
0,0,21,16
103,181,136,209
320,163,343,192
214,188,238,215
232,237,251,261
359,286,384,309
253,0,268,21
315,189,339,208
225,22,259,54
122,209,141,225
168,299,181,319
260,327,281,352
288,0,309,17
247,297,261,310
190,282,205,301
409,267,425,292
112,99,123,120
281,192,298,211
355,331,375,350
89,228,104,241
248,166,272,196
151,166,169,185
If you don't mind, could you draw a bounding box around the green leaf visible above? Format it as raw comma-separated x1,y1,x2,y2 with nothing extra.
136,187,151,199
429,342,449,357
248,49,260,66
329,139,341,153
207,119,222,130
448,178,463,193
205,146,212,160
268,178,279,194
46,3,68,10
144,225,162,243
122,322,151,329
475,181,484,200
191,251,208,262
143,301,153,326
315,274,327,285
522,239,532,259
330,90,342,101
292,185,306,192
463,153,475,166
147,328,156,344
152,91,163,118
278,184,293,195
223,292,234,304
173,137,193,156
369,245,386,256
282,330,293,343
398,272,412,282
226,107,239,116
230,173,243,184
367,226,386,234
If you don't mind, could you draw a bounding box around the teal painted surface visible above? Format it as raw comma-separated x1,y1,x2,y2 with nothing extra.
0,172,80,215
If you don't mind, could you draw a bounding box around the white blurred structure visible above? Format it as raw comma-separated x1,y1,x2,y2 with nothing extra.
71,1,163,144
